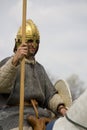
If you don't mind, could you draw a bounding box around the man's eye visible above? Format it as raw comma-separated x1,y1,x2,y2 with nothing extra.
36,40,39,44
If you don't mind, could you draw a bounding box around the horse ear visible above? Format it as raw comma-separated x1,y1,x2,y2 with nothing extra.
54,79,72,108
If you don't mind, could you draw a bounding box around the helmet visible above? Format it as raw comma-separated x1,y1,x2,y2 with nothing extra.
13,19,40,52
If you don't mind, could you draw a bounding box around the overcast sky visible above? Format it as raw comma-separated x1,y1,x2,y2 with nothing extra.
0,0,87,85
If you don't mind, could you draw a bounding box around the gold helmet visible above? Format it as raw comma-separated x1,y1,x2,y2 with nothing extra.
13,19,40,52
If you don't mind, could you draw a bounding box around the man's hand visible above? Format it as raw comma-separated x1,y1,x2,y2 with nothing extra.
12,43,28,66
58,105,68,116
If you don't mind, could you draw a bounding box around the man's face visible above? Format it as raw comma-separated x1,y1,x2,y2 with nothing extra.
27,39,39,57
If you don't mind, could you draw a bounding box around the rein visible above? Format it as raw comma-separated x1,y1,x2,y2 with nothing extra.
65,114,87,130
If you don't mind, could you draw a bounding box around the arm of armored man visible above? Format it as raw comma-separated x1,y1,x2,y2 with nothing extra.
12,43,28,66
0,43,28,93
0,57,19,93
48,94,68,117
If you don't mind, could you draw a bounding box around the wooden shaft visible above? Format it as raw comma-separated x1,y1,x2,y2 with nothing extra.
31,99,39,119
19,0,27,130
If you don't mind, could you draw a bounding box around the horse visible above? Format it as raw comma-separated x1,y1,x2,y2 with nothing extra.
46,88,87,130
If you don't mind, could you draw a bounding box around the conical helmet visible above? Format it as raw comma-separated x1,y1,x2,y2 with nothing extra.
14,19,40,52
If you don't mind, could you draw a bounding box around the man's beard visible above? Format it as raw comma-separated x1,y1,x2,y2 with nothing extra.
26,46,39,59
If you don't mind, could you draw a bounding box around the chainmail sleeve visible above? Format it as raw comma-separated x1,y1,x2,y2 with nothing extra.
41,66,64,113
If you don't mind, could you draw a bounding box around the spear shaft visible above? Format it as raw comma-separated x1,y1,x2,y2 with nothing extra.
19,0,27,130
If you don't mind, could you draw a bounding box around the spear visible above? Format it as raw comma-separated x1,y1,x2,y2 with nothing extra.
19,0,27,130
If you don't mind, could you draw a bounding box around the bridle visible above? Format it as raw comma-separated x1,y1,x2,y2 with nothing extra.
65,114,87,130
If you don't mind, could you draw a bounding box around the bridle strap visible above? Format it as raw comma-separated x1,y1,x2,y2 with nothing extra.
65,114,87,130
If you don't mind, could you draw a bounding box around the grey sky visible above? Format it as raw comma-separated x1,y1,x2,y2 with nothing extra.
0,0,87,85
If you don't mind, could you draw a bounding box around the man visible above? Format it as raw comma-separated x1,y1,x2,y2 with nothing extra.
0,19,67,130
